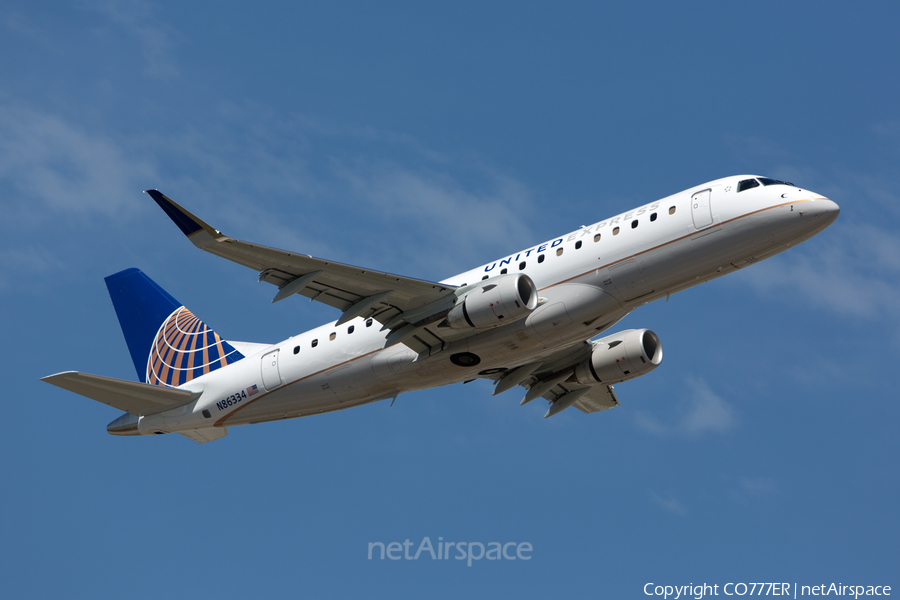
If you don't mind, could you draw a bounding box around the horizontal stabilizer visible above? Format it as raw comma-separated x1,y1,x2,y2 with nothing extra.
42,371,200,416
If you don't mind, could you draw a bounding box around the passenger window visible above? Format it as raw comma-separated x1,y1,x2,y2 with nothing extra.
538,254,545,263
366,319,373,327
519,262,525,270
594,233,601,242
613,227,620,235
575,240,582,249
631,220,638,229
738,179,760,192
482,275,489,280
669,206,676,215
500,268,508,274
348,325,354,334
556,248,564,257
311,339,318,348
329,332,336,341
293,346,300,354
650,212,657,222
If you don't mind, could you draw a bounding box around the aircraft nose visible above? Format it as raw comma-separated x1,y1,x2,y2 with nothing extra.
810,197,840,224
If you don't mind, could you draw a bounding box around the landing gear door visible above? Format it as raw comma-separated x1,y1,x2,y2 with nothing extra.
261,349,283,391
691,189,713,230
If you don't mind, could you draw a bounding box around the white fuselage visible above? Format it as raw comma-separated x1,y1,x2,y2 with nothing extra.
137,175,839,435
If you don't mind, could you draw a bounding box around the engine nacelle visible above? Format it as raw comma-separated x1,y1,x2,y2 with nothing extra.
573,329,663,385
446,273,538,330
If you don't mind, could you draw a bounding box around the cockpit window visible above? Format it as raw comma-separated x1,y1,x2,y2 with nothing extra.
758,177,795,187
737,178,760,192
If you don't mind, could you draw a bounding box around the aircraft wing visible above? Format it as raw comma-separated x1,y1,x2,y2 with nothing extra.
42,371,200,416
147,190,455,323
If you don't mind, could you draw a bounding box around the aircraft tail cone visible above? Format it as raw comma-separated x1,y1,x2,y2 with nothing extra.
107,412,140,436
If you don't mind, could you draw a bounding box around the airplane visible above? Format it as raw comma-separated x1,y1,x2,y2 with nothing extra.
42,175,840,443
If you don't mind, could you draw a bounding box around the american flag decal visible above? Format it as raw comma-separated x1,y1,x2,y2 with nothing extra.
247,384,259,396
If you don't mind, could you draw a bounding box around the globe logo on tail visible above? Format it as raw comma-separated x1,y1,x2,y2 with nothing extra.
146,307,244,387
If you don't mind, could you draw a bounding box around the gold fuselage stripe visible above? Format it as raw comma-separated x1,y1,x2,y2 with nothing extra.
213,349,382,427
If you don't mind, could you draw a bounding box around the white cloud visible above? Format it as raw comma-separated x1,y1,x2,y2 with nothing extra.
1,10,52,45
843,172,900,218
729,476,779,505
82,0,182,79
737,476,778,497
680,379,737,435
634,377,737,438
329,159,537,273
872,119,900,140
0,104,158,216
724,134,793,166
738,222,900,326
0,246,65,294
650,492,687,516
713,131,900,334
0,99,539,286
128,106,539,276
290,113,452,165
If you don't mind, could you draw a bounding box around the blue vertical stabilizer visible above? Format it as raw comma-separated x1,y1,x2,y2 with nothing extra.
105,268,244,386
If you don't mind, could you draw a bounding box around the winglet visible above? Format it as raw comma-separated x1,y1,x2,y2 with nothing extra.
145,190,224,246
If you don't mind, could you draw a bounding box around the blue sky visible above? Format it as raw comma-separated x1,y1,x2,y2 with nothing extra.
2,2,898,598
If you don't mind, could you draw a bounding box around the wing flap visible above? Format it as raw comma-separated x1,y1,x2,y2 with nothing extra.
538,381,620,415
498,341,620,416
42,371,200,416
178,427,228,443
572,384,620,414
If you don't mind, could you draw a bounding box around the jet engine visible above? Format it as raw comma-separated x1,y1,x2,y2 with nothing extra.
446,273,538,329
573,328,663,385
